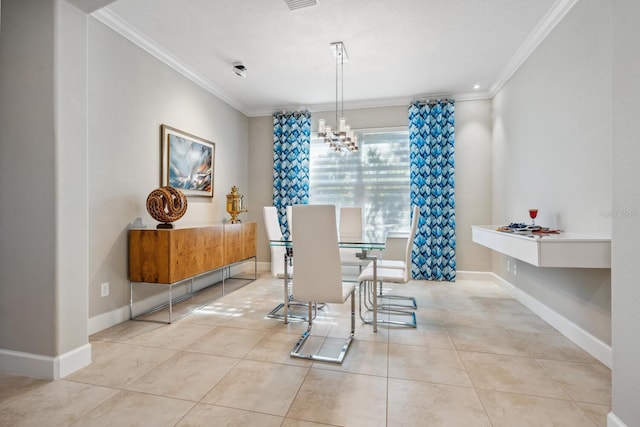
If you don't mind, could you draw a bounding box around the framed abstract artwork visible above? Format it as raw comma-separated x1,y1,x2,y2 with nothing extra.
160,124,215,197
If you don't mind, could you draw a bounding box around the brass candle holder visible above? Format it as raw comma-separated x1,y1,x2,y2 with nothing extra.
226,186,248,224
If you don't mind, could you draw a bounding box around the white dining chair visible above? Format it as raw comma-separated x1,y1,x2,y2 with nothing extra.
374,205,420,272
357,265,417,328
365,205,419,310
290,204,356,363
339,206,363,242
263,206,291,279
286,205,293,238
339,206,367,277
264,206,309,321
357,205,419,328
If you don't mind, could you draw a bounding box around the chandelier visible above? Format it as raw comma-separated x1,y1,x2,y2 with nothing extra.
317,42,358,152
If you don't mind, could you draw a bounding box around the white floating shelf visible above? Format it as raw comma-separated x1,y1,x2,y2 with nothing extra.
471,225,611,269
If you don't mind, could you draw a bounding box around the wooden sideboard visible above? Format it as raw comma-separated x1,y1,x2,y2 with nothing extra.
223,223,257,267
128,222,256,322
129,223,256,284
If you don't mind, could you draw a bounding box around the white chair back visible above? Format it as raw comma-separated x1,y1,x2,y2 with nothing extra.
292,204,345,303
403,205,420,281
263,206,286,278
264,206,282,239
286,205,293,238
339,207,362,242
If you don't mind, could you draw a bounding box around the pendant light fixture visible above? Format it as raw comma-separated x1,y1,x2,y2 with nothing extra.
317,42,358,152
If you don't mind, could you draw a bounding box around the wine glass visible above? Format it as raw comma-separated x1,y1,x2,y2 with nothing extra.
528,209,538,226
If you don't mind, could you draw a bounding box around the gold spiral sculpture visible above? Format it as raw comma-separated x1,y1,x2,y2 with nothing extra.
146,186,188,229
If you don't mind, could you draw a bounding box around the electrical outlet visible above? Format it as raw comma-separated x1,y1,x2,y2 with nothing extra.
100,282,109,297
506,260,511,273
512,263,518,276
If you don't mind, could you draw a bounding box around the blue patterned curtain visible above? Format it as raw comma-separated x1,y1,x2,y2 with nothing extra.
273,111,311,238
409,100,456,281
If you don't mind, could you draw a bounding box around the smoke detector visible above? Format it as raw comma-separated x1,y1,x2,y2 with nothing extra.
232,62,247,78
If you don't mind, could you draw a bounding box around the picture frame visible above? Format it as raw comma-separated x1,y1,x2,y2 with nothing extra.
160,124,215,197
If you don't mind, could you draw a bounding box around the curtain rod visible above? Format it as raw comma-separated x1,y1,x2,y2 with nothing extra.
414,98,454,106
273,110,311,116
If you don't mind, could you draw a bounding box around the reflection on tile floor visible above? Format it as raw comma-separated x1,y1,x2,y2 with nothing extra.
0,275,611,426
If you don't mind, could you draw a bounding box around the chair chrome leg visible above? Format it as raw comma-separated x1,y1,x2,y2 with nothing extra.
372,278,417,309
360,310,417,328
358,280,371,324
365,281,417,311
362,280,376,312
350,289,355,336
267,295,323,321
359,280,417,328
377,294,417,310
268,275,326,321
291,295,355,364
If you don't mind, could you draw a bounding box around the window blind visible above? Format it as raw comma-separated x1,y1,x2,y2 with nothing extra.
309,128,410,239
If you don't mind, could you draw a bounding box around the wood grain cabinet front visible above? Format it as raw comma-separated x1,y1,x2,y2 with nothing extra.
223,222,257,265
128,223,256,323
129,223,255,284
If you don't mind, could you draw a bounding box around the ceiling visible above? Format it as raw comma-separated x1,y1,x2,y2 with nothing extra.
92,0,574,117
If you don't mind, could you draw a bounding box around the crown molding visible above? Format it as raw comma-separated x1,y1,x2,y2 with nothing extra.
489,0,579,96
91,8,251,116
67,0,118,14
251,91,492,117
94,1,575,118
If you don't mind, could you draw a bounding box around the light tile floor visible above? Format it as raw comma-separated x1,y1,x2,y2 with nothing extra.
0,274,611,426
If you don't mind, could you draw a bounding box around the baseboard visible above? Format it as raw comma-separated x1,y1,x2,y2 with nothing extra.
57,343,92,379
88,305,131,336
0,343,92,380
89,260,264,335
608,412,628,427
456,270,495,281
489,272,612,368
256,261,270,272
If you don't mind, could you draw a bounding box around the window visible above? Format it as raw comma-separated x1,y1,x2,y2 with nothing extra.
309,127,410,239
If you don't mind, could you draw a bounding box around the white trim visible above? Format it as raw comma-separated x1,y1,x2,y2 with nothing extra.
91,8,250,116
256,261,270,272
490,272,612,368
456,270,495,281
57,343,92,379
88,305,131,335
91,2,578,116
0,349,56,380
489,0,579,96
0,343,92,380
607,412,628,427
88,6,494,118
89,260,263,335
267,91,492,118
227,259,257,276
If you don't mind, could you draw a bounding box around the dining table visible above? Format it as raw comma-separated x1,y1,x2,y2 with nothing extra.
268,238,386,332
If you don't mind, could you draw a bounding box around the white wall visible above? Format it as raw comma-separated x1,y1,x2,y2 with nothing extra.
454,100,493,271
248,101,493,273
491,0,612,347
0,0,91,378
56,0,90,357
1,0,58,357
248,115,275,263
611,0,640,425
87,17,250,318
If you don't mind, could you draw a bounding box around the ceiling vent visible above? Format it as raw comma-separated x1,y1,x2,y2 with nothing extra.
283,0,318,11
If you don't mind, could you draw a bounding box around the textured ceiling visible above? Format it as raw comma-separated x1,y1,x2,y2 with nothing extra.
96,0,571,116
